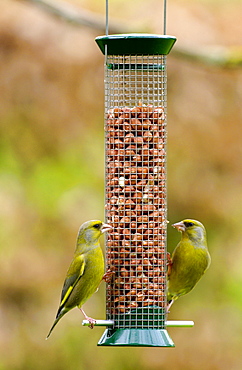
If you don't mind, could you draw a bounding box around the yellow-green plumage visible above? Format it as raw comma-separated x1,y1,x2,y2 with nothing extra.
167,219,211,311
46,220,112,339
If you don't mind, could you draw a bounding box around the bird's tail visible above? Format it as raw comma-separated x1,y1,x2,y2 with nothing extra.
46,308,68,339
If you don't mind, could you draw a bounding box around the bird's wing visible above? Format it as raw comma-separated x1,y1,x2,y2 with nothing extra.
60,254,86,307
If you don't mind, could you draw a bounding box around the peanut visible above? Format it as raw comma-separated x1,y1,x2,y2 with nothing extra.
105,104,167,314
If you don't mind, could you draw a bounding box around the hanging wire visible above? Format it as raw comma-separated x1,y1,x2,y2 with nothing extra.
105,0,167,35
106,0,109,36
163,0,167,35
104,0,108,67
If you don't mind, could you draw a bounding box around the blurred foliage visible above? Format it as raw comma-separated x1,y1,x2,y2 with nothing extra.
0,0,242,369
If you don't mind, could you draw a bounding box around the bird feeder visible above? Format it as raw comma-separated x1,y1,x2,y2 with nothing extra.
82,0,193,347
94,32,177,346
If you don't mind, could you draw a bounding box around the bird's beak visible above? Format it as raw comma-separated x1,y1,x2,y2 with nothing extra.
101,223,113,234
172,221,186,232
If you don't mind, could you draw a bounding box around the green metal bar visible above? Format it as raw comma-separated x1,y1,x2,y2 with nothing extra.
106,63,164,70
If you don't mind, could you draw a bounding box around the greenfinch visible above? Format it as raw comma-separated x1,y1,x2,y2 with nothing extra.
167,219,211,312
46,220,112,339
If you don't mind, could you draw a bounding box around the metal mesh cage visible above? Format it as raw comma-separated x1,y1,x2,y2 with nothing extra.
104,54,167,330
95,34,176,346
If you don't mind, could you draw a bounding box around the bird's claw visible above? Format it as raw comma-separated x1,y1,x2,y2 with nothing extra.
80,308,96,329
167,252,173,276
102,270,114,283
166,300,174,314
166,252,172,265
87,317,96,329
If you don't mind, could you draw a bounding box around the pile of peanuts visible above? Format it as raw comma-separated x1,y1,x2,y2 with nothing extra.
105,103,167,315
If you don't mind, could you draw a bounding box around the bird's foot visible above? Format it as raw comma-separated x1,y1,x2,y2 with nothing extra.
102,269,114,283
80,308,96,329
166,300,174,314
167,252,171,263
167,252,173,276
86,317,96,329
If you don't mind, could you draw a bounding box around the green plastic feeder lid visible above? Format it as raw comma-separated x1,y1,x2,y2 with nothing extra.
95,33,176,55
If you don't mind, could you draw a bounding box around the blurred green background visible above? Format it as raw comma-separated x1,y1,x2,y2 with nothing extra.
1,0,242,369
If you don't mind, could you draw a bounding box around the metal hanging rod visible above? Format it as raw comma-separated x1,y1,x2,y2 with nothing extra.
105,0,167,36
106,0,108,36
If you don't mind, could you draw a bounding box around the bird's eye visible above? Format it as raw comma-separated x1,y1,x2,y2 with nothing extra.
93,223,101,229
184,221,194,228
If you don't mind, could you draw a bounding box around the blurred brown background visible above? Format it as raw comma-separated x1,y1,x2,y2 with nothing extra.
0,0,242,369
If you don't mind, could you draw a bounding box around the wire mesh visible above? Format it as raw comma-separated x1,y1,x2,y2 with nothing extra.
104,54,167,329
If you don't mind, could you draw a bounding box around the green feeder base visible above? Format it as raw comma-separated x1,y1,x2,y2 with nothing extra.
98,328,174,347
